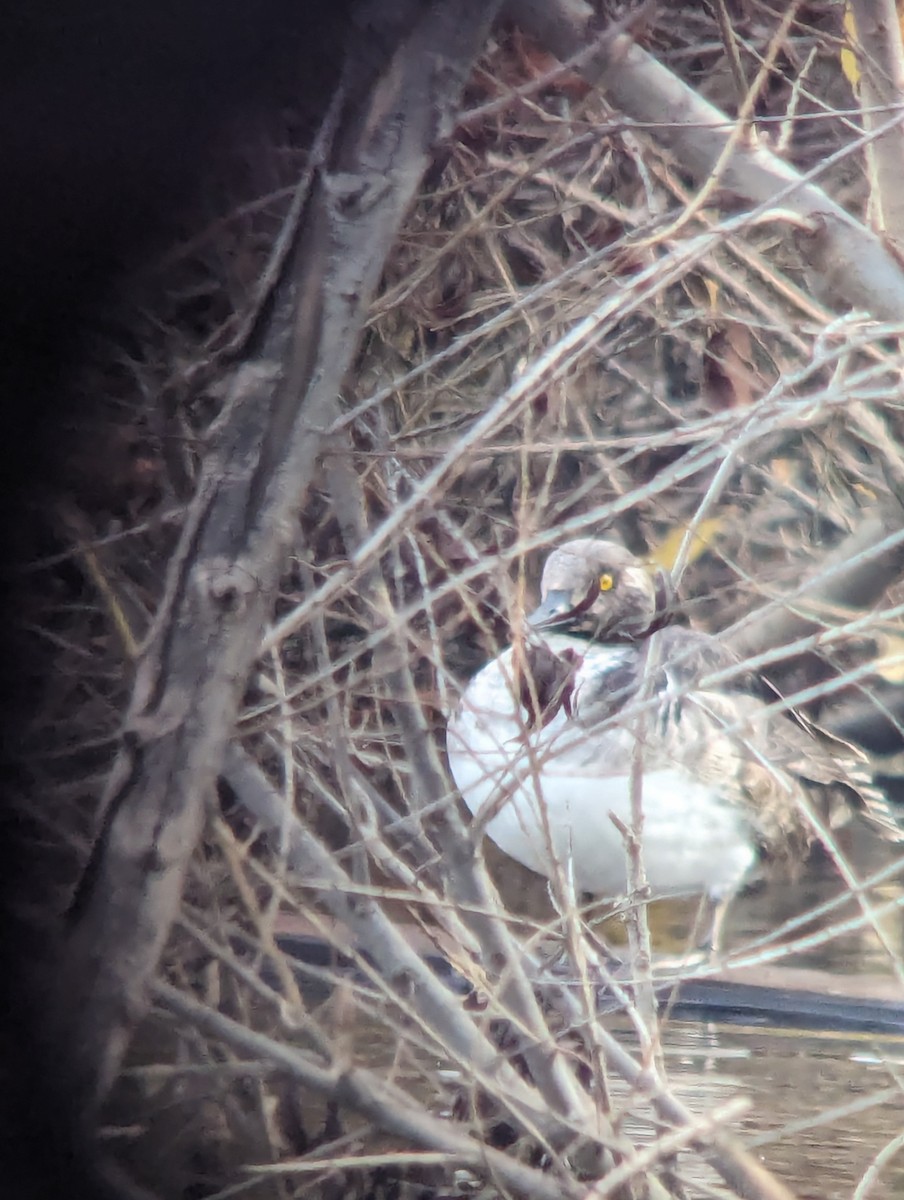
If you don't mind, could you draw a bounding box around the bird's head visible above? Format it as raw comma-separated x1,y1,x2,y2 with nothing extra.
528,538,673,642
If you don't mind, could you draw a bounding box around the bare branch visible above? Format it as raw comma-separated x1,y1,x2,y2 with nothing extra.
55,0,503,1112
153,978,622,1200
849,0,904,250
223,745,801,1200
507,0,904,320
728,501,904,661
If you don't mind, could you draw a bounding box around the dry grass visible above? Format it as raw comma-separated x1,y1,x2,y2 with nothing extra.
13,5,904,1199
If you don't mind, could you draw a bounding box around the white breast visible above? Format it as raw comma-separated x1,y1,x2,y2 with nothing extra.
446,635,756,901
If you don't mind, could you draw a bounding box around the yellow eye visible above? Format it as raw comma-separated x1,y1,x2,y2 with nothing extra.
599,573,615,592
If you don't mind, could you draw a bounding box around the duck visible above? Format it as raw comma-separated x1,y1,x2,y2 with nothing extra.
446,537,898,950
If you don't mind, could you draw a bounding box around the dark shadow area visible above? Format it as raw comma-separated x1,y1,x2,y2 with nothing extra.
0,4,352,1194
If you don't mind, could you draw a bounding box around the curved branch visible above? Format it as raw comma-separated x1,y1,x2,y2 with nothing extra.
849,0,904,251
56,0,502,1115
727,502,904,661
507,0,904,320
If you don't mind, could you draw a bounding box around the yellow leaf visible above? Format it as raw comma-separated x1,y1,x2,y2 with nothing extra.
651,518,723,571
841,5,860,88
704,278,720,312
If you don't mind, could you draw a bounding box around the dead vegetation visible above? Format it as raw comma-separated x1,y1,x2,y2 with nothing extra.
13,2,904,1198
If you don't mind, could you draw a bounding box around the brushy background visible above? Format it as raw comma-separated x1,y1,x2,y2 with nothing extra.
13,5,904,1198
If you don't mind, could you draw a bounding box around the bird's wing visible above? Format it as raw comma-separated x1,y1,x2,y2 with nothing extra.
450,625,900,845
753,678,902,843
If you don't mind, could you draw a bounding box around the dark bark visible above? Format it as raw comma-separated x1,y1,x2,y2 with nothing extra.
56,0,501,1122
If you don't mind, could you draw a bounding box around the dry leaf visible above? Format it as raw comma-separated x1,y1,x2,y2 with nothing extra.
652,518,724,571
841,5,860,88
704,321,758,409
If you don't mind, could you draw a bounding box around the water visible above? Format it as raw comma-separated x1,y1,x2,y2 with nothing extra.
641,828,904,1199
623,1019,904,1199
135,825,904,1198
484,822,904,1198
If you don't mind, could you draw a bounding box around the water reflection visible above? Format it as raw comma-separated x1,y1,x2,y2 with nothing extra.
644,827,904,1199
486,821,904,1198
639,1020,904,1199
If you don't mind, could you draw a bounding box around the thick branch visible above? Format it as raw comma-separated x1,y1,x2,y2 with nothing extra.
57,0,502,1113
219,746,592,1143
153,980,588,1200
727,502,904,661
507,0,904,320
850,0,904,251
222,747,797,1200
